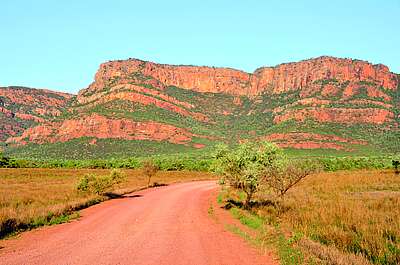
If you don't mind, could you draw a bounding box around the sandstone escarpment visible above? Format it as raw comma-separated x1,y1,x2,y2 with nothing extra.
75,84,209,122
79,56,398,99
0,86,73,140
263,133,367,151
0,86,72,119
6,114,206,146
3,57,399,156
273,108,394,125
253,57,397,94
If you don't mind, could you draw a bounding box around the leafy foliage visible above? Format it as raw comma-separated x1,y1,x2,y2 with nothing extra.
0,152,11,167
214,141,322,207
76,169,126,195
393,160,400,174
0,152,18,168
213,141,285,207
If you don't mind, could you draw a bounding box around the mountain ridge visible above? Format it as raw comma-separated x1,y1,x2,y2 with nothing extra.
1,56,399,159
80,56,397,98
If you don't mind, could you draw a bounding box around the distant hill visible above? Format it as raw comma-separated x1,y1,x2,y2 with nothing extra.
2,56,399,159
0,86,73,141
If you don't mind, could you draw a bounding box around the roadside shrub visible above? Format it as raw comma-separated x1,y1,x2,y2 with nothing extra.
0,153,18,168
76,169,126,195
393,160,400,174
214,141,321,208
142,160,159,187
213,141,285,208
0,153,10,167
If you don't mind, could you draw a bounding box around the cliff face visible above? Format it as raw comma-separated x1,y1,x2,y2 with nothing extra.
0,86,73,141
79,56,397,99
253,57,397,94
3,57,400,157
75,55,398,127
6,114,208,146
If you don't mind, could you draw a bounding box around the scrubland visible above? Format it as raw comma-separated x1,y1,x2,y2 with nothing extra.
1,161,399,265
223,169,400,265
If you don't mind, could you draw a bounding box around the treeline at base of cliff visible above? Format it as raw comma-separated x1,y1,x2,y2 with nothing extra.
1,151,399,173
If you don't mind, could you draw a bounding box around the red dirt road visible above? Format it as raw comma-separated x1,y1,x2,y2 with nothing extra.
0,181,275,265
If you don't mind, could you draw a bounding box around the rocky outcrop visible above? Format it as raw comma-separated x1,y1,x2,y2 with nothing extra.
79,56,398,100
273,108,394,125
6,114,206,146
253,57,397,94
79,60,252,99
0,86,73,140
0,86,72,120
263,133,367,150
0,87,72,107
75,84,208,122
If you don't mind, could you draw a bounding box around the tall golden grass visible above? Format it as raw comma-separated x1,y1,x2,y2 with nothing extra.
0,168,215,238
255,169,400,264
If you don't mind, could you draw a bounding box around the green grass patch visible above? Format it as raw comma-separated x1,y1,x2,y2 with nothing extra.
276,233,305,265
225,205,305,265
1,211,80,239
229,207,263,230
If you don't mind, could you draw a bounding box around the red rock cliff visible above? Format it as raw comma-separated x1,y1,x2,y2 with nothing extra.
78,56,398,100
6,114,209,145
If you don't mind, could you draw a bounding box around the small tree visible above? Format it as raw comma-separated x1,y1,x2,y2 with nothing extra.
262,159,321,201
0,152,10,168
213,141,284,208
142,160,159,187
393,160,400,174
77,169,125,195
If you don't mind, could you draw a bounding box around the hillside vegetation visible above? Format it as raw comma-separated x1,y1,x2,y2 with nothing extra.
1,56,399,159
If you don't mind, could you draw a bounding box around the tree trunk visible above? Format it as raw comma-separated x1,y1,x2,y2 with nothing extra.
147,176,151,187
244,191,252,209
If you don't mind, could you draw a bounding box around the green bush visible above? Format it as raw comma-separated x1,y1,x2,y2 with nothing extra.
2,151,397,174
317,156,393,171
152,156,212,171
76,169,126,195
214,142,321,207
393,160,400,174
0,153,11,167
0,152,20,168
213,141,285,207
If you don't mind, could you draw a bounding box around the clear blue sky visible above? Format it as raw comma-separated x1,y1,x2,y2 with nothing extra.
1,0,399,94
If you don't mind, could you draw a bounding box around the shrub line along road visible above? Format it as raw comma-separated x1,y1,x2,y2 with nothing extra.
0,181,275,265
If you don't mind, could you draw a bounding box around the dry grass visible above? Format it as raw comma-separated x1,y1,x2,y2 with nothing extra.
299,237,370,265
255,169,400,264
0,168,215,238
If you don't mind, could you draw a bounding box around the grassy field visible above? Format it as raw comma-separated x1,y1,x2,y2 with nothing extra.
0,168,215,238
2,167,399,264
221,169,400,265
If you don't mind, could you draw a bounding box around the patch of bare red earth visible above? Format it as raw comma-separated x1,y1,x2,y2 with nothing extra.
0,181,276,265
